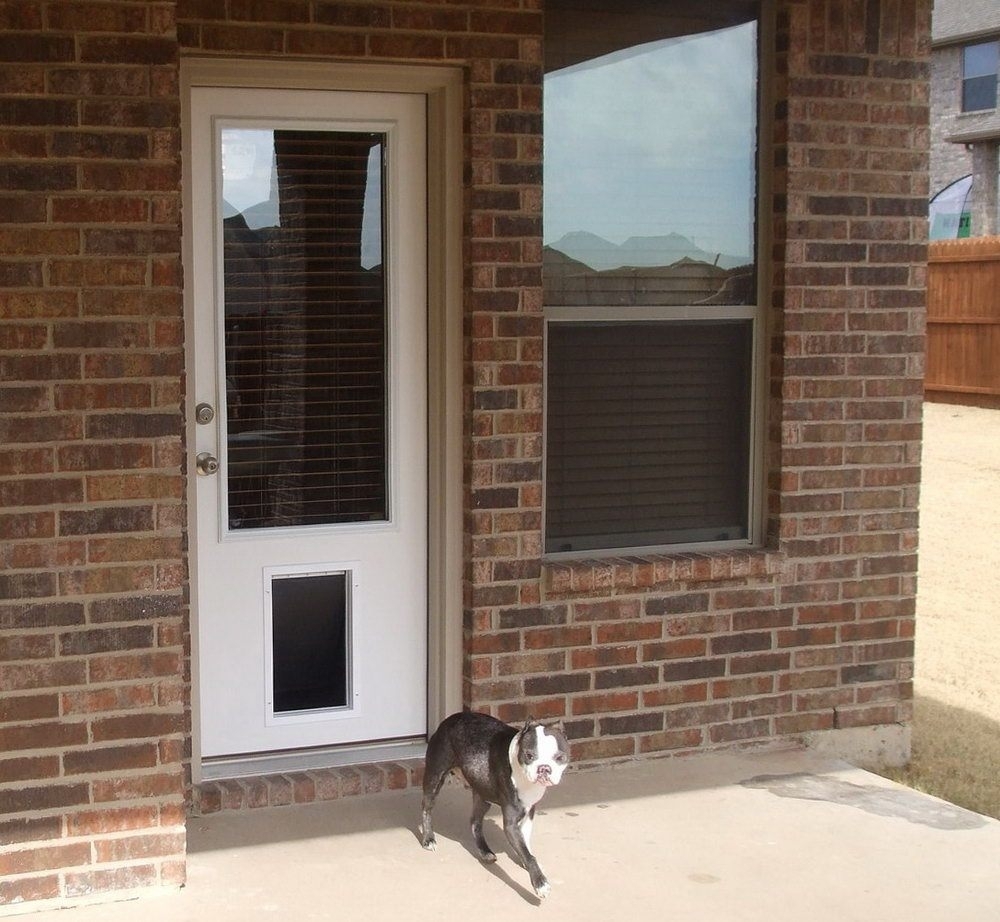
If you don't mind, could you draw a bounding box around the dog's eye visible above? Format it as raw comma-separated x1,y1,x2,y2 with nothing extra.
554,752,568,764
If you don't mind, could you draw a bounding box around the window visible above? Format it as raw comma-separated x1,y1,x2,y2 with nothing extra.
221,128,389,530
543,0,766,556
963,42,999,112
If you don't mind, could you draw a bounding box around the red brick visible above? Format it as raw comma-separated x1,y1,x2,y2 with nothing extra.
0,692,59,721
639,728,703,753
571,692,639,716
0,842,91,877
642,678,708,707
65,806,160,837
594,621,660,644
570,737,636,762
0,513,55,542
64,743,159,775
65,864,159,898
91,770,184,804
0,875,61,906
0,756,60,783
571,646,637,669
642,637,707,662
0,661,87,693
523,626,591,650
775,712,835,734
90,712,185,743
0,783,90,814
571,599,641,621
834,705,899,729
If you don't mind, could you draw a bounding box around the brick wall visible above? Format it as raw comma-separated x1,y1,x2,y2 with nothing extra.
0,1,187,907
929,44,971,196
768,0,927,743
0,0,930,910
462,0,928,764
176,0,549,753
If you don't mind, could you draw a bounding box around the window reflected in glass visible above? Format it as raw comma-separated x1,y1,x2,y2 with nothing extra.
544,1,758,307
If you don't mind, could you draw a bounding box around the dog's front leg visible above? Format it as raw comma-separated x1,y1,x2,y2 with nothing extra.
501,804,549,899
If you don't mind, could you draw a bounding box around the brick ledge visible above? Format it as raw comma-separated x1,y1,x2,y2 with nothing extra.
543,548,785,598
191,758,425,815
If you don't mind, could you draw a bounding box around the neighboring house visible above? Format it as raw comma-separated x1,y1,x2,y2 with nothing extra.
930,0,1000,236
0,0,930,911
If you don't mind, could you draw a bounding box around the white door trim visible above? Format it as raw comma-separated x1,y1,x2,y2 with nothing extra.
181,59,464,782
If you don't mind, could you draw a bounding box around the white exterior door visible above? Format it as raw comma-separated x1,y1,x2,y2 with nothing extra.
187,86,427,763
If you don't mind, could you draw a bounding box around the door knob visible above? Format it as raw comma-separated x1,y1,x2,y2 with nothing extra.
196,452,220,476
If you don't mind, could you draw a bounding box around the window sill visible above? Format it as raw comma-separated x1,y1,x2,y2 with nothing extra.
542,547,784,598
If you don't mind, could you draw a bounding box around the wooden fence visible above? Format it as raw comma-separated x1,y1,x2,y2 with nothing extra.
926,236,1000,408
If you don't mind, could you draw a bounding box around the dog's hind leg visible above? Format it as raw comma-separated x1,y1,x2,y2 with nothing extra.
420,766,449,850
470,792,496,863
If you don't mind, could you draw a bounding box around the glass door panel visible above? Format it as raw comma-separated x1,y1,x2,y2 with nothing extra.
221,128,388,530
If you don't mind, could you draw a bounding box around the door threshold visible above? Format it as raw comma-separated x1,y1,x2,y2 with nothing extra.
200,737,427,782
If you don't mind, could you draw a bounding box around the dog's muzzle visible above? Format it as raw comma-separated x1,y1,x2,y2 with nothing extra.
535,763,554,786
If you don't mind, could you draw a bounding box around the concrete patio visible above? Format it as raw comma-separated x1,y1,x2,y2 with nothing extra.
8,746,999,921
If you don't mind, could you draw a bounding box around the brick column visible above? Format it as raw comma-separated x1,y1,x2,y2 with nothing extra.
969,140,999,236
0,4,187,907
776,0,930,740
464,44,548,721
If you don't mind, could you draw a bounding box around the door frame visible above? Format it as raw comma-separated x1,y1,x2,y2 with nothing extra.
180,59,464,783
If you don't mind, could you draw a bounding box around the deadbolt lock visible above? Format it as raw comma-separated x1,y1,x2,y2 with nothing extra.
195,402,215,425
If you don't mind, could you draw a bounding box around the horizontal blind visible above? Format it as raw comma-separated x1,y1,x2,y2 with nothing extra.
223,129,387,530
545,320,752,553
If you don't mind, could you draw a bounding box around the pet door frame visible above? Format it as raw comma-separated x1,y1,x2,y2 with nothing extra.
263,561,363,727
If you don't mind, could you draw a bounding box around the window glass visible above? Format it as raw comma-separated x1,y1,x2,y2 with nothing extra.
544,1,758,306
963,42,998,111
546,321,752,552
221,128,388,530
543,0,762,556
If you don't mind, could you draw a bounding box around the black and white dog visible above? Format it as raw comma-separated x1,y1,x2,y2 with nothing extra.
419,711,570,899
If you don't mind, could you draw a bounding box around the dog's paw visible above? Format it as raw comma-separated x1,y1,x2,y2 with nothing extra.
476,849,497,864
534,879,551,900
420,831,437,851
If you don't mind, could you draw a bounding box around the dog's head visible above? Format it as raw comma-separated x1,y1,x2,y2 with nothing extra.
515,719,570,787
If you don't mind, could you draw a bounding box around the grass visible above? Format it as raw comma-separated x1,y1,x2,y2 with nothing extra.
881,694,1000,821
872,404,1000,822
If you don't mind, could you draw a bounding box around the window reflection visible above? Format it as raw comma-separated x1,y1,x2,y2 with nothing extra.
544,3,758,307
542,0,762,554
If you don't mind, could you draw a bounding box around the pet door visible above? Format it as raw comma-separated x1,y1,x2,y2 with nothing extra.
265,566,357,721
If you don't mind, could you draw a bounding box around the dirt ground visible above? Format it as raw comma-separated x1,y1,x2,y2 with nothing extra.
917,402,1000,722
897,401,1000,818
